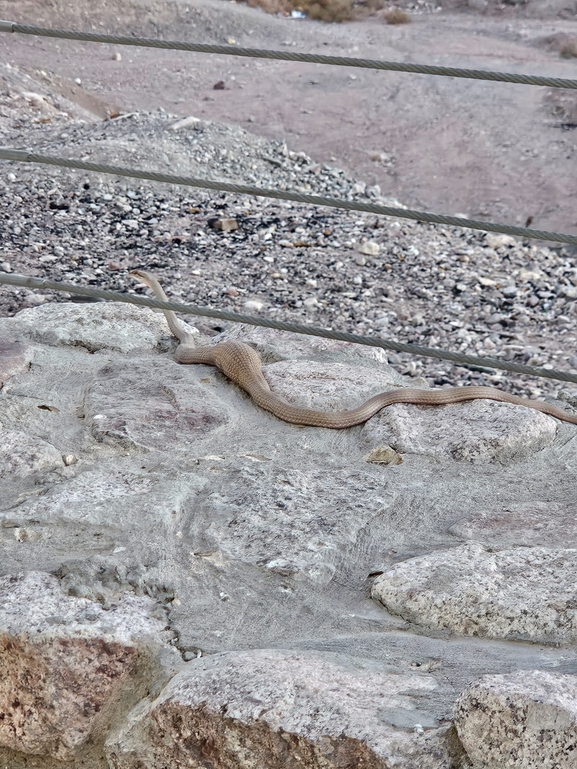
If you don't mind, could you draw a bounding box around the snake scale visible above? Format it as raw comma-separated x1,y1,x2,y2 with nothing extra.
131,270,577,429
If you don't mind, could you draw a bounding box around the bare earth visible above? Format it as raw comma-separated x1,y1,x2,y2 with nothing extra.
1,0,576,235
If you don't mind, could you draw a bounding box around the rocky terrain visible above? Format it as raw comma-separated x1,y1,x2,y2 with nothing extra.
1,71,577,398
0,0,577,767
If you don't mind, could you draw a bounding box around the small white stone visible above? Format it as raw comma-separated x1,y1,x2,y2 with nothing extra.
358,241,380,256
170,116,201,131
112,52,122,61
244,300,264,312
485,233,516,249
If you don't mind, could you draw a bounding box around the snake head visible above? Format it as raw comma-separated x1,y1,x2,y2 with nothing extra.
129,269,151,284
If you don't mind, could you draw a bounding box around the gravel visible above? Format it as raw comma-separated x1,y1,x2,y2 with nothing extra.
1,62,576,400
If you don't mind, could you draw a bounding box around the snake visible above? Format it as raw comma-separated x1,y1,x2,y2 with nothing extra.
130,270,577,429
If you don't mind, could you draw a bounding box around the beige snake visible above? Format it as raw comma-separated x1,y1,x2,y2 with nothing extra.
131,270,577,429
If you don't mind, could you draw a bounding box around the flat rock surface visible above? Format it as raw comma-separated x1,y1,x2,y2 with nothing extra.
449,500,577,549
454,671,577,768
372,542,577,643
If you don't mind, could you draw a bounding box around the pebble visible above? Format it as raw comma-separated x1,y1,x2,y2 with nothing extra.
486,233,516,249
358,241,380,256
244,300,264,311
209,218,239,232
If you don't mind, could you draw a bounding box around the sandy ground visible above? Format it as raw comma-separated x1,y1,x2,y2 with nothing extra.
0,0,576,237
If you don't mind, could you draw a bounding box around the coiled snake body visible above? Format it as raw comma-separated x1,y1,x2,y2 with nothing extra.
131,271,577,429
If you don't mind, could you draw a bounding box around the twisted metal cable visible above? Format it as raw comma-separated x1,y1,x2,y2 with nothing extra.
1,272,576,385
1,20,576,90
1,148,576,245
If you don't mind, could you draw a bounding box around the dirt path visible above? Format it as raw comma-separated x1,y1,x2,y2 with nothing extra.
0,0,576,235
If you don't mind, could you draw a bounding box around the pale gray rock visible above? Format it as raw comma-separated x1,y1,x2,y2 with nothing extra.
262,359,402,412
6,463,206,532
86,357,232,450
107,648,456,769
0,571,177,761
371,543,577,643
362,399,557,463
0,339,33,386
0,427,63,478
198,461,392,582
449,501,577,549
4,302,193,353
454,671,577,768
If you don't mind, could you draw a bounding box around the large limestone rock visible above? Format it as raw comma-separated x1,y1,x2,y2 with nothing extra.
107,648,457,769
86,357,233,450
4,301,197,353
0,571,177,761
362,398,557,463
371,543,577,643
454,671,577,768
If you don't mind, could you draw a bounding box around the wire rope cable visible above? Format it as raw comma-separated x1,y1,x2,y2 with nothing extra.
1,271,576,385
1,20,576,90
1,148,576,245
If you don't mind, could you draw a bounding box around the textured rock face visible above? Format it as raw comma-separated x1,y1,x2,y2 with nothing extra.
0,572,175,761
449,501,577,549
371,543,577,643
0,339,32,386
1,302,577,768
362,399,557,463
86,357,232,449
199,462,393,582
0,427,63,478
454,671,577,768
108,649,456,769
6,302,191,353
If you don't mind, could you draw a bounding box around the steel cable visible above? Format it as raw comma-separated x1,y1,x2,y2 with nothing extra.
1,20,576,90
1,149,576,245
1,271,576,385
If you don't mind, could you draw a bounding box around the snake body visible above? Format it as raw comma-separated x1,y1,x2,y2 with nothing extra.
130,270,577,429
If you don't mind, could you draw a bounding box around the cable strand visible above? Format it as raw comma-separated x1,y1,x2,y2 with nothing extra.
1,271,576,385
1,149,576,245
1,21,576,90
